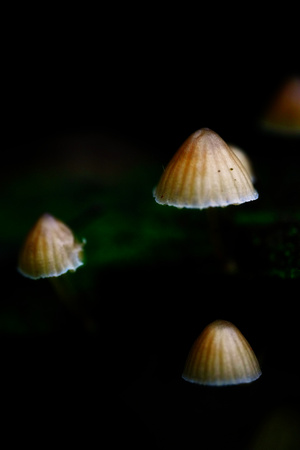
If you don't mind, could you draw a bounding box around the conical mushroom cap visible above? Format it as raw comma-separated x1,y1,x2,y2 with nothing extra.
182,320,262,386
154,128,258,209
18,213,84,279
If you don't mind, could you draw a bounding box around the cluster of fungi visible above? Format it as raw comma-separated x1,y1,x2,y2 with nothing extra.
18,126,262,386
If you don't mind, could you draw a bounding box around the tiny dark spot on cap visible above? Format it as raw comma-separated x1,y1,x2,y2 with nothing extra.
230,168,233,171
218,170,221,172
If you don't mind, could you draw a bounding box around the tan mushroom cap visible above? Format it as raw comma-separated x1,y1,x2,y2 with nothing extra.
182,320,262,386
154,128,258,209
18,213,84,279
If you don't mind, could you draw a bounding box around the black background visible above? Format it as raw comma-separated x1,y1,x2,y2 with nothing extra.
3,6,299,166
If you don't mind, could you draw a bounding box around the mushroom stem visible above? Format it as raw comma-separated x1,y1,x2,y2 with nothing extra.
206,208,237,274
49,273,77,305
49,274,97,334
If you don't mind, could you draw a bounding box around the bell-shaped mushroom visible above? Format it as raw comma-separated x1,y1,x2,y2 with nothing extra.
230,144,256,183
261,77,300,135
18,213,85,279
182,320,262,386
153,128,258,209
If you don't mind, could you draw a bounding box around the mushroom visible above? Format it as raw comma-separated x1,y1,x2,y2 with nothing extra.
18,213,85,279
153,128,258,272
182,319,262,386
153,128,258,209
230,144,256,183
17,213,94,331
261,77,300,135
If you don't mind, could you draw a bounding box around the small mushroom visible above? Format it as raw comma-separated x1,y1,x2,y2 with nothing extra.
153,128,259,273
230,144,256,183
18,213,85,280
261,77,300,135
153,128,258,209
182,319,262,386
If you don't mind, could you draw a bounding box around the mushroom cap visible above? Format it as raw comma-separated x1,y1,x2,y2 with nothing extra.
230,145,256,183
261,77,300,134
153,128,259,209
18,213,84,279
182,320,262,386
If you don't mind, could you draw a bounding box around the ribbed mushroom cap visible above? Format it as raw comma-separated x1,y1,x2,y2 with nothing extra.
18,213,84,279
182,320,262,386
154,128,258,209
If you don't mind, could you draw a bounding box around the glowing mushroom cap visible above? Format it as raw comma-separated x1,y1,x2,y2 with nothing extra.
153,128,258,209
18,213,85,279
182,320,262,386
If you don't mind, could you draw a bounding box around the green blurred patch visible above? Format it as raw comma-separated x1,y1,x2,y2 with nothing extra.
3,154,300,334
234,209,278,225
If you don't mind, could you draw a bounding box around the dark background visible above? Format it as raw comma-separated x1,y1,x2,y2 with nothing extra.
2,7,300,449
3,6,299,166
